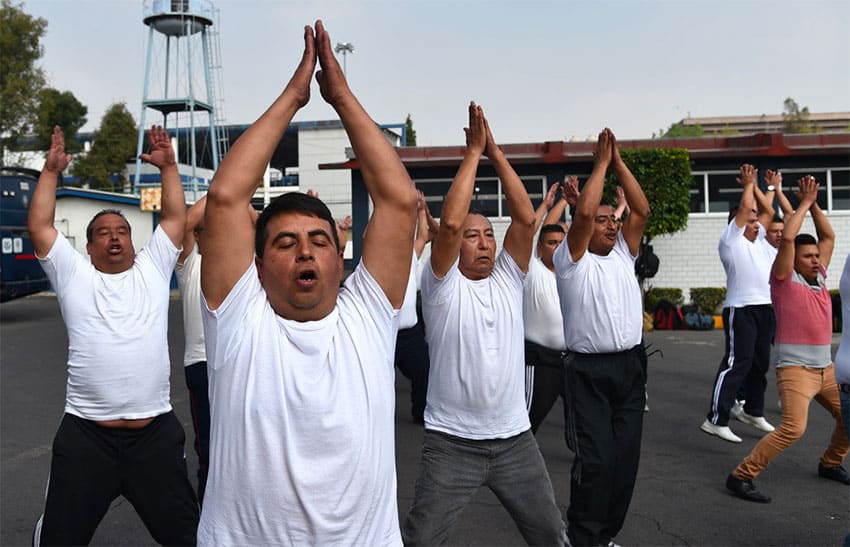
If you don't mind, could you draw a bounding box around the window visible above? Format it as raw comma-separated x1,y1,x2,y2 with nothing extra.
417,176,547,219
830,169,850,211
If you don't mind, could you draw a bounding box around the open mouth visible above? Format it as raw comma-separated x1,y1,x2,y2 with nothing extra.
296,269,318,288
108,245,122,255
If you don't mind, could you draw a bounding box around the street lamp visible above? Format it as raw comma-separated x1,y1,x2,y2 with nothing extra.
334,42,355,77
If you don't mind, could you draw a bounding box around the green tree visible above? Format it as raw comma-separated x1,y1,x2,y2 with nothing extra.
782,97,813,133
659,122,704,139
35,88,87,153
603,148,692,279
404,113,417,146
71,103,137,191
0,0,47,163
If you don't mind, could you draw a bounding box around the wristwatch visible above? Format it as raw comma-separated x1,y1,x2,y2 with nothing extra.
767,185,776,191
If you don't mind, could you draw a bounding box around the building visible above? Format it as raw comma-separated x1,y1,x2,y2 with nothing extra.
328,131,850,304
679,112,850,136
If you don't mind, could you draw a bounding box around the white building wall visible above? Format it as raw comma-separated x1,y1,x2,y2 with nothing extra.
433,212,850,305
297,127,353,221
54,198,154,257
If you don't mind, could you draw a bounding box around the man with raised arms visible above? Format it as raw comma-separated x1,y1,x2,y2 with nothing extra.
197,21,417,545
30,126,198,545
554,128,650,547
727,175,849,503
403,103,566,545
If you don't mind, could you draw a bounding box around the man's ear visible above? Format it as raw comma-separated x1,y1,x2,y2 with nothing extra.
255,256,264,283
85,242,92,256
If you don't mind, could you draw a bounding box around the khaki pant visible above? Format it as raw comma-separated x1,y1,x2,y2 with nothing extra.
734,364,849,481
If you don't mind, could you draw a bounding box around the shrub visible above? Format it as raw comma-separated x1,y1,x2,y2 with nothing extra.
645,287,683,311
690,287,727,315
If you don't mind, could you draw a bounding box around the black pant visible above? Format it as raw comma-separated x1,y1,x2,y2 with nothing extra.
706,305,775,426
395,321,431,422
524,340,566,434
564,345,646,547
185,361,210,503
36,412,198,546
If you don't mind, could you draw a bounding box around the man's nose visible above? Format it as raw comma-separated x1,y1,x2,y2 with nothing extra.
295,240,314,260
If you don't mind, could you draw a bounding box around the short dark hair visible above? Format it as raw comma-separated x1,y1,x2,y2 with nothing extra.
255,192,340,258
770,215,784,225
86,209,131,243
539,224,566,239
794,233,817,247
465,208,493,229
727,205,739,224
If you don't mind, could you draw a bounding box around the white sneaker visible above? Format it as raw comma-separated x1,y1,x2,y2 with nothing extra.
701,419,743,443
731,399,745,418
736,412,775,432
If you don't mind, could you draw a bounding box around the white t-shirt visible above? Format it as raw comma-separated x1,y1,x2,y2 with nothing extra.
718,220,774,307
554,232,642,354
38,227,178,421
834,253,850,384
421,250,531,440
174,244,206,367
198,261,402,547
523,256,566,350
398,252,419,330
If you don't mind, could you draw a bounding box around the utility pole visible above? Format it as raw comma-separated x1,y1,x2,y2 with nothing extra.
334,42,355,77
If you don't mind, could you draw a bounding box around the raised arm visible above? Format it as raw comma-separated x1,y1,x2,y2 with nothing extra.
202,25,316,309
808,181,835,270
753,184,775,228
315,20,417,307
734,164,758,229
611,132,649,256
179,195,206,264
414,190,434,258
534,183,559,230
430,102,486,278
566,129,612,261
139,125,185,247
544,176,573,227
767,170,794,217
613,186,630,221
485,116,535,272
773,176,819,281
29,126,71,257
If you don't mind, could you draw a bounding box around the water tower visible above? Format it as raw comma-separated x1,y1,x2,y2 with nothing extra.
134,0,228,201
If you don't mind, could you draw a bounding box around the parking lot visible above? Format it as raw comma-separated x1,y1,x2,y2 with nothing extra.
2,294,848,546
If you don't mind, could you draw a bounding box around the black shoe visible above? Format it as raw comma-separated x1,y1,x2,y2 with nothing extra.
818,463,850,485
726,474,771,503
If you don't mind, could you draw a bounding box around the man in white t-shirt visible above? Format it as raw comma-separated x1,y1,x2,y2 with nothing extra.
175,195,259,504
197,22,417,546
701,164,778,443
395,191,435,424
29,126,198,545
402,103,566,546
524,220,568,433
554,128,650,547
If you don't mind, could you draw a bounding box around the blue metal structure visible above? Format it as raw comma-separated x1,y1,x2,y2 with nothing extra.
135,0,227,201
0,167,51,301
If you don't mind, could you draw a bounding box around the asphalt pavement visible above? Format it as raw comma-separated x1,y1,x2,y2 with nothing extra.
2,294,848,546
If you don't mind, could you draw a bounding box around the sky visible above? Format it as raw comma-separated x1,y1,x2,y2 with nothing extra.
22,0,850,147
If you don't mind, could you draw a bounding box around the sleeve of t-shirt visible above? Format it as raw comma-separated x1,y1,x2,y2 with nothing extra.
420,257,460,306
201,261,265,371
553,237,582,280
37,231,86,294
138,225,181,281
615,232,637,263
340,261,399,346
492,249,525,292
174,245,197,295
